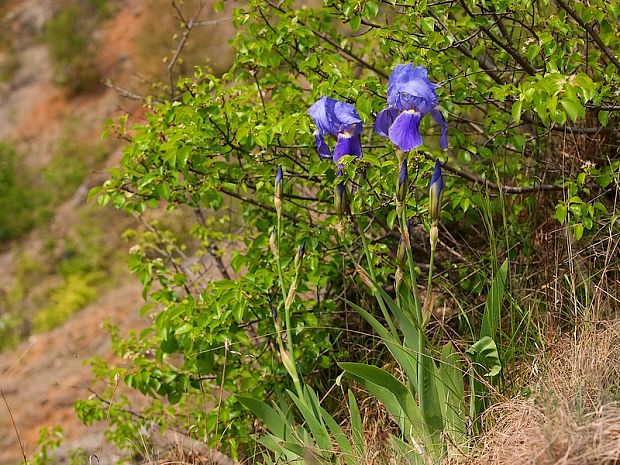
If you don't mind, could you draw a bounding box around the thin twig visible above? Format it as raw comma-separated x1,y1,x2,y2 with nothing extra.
167,0,207,99
1,389,27,464
104,79,156,103
459,0,537,75
430,152,563,194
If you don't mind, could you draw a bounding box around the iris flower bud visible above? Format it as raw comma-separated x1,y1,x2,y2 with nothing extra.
269,227,277,257
396,157,408,203
334,182,349,216
430,224,439,251
275,165,283,216
396,237,406,269
294,241,306,271
428,159,444,224
396,219,412,269
270,303,278,319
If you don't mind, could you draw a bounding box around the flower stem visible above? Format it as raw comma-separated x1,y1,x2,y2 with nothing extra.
275,214,303,399
425,236,436,326
355,215,398,338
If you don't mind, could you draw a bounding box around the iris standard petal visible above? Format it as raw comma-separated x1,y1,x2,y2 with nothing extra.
431,109,448,149
334,100,363,132
314,132,332,159
374,107,399,137
333,133,362,164
308,96,336,135
388,111,423,152
308,96,362,136
387,64,438,113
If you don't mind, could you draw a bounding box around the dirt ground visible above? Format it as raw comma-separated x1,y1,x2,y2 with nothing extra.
0,282,145,464
0,0,237,463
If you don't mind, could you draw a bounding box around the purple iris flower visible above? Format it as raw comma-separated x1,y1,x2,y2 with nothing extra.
374,64,448,152
308,97,363,165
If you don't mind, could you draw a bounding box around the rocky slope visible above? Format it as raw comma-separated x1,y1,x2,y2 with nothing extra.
0,0,235,463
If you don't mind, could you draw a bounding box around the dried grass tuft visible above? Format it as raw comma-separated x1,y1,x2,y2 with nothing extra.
471,321,620,465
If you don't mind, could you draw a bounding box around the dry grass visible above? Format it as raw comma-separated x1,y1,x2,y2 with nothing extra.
470,322,620,465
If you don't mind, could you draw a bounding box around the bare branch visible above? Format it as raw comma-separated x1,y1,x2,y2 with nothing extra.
167,0,207,99
432,152,563,194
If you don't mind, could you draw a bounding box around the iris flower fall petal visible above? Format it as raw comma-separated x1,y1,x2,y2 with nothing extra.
308,96,363,164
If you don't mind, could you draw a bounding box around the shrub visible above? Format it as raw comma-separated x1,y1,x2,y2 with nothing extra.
0,142,45,243
33,272,101,332
44,0,111,93
88,0,620,461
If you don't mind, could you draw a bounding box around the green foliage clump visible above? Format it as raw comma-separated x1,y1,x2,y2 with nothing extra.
0,142,46,242
86,0,620,461
0,26,19,82
44,0,111,93
33,273,101,332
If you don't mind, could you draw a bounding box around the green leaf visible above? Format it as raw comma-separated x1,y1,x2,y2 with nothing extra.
174,323,193,335
418,351,444,439
511,100,523,124
339,362,424,439
348,390,364,461
555,204,568,224
574,222,584,240
437,343,466,447
287,390,332,452
237,396,291,440
362,153,381,166
466,336,502,378
560,97,585,123
320,408,356,465
480,259,508,342
346,300,418,387
364,1,379,18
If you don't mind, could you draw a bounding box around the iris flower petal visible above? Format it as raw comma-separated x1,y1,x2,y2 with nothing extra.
309,97,365,162
387,64,438,112
314,132,332,159
308,96,362,136
333,133,362,165
334,101,363,132
374,107,399,137
388,111,423,152
430,109,448,149
308,97,336,136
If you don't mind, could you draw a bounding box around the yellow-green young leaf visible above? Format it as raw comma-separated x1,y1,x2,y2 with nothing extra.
598,110,610,126
511,100,523,124
555,204,568,224
364,1,379,18
573,223,584,240
213,1,225,13
349,15,361,32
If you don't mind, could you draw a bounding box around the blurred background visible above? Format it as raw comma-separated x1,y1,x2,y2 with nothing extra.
0,0,235,462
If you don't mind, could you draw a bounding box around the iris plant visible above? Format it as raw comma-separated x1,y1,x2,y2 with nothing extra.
308,96,363,164
374,64,448,152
